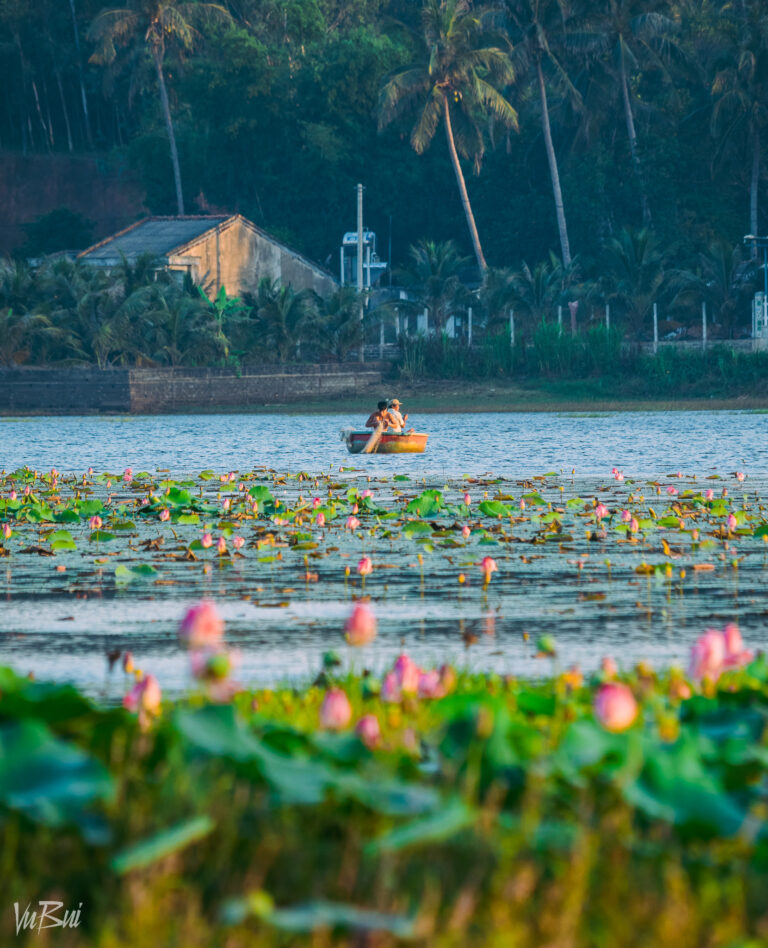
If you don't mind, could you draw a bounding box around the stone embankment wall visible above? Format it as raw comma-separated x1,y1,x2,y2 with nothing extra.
0,364,386,415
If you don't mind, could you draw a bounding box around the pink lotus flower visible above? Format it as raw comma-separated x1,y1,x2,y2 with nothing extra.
393,653,420,694
736,471,745,482
217,536,227,555
362,489,373,499
159,508,170,522
357,556,373,576
123,468,133,484
381,671,402,703
222,498,231,511
705,489,714,500
87,467,94,476
722,623,753,669
667,486,677,496
481,556,497,581
462,525,471,539
123,674,162,724
345,603,377,646
2,523,11,540
727,513,738,532
320,689,352,730
89,515,102,530
312,497,322,508
201,533,213,549
316,512,325,527
594,683,638,732
601,656,618,678
595,503,609,520
463,492,471,505
630,517,639,534
418,669,443,699
352,503,359,514
346,516,360,530
179,601,224,649
122,651,134,674
233,535,245,550
689,629,726,681
519,499,526,510
9,490,16,501
252,503,259,514
621,509,631,522
355,713,381,747
24,485,30,496
722,488,728,497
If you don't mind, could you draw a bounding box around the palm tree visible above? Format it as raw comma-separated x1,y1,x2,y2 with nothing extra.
395,238,470,332
379,0,517,271
503,0,582,266
88,0,231,215
508,254,562,327
317,287,363,361
600,226,668,337
670,239,756,339
253,278,317,363
710,0,768,242
577,0,680,223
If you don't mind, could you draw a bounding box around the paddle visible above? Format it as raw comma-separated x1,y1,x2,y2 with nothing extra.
361,421,385,454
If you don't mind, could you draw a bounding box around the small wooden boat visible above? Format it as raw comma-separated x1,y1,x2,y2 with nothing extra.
344,430,429,455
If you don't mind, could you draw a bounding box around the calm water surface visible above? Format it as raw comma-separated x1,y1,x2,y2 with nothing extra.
1,410,766,694
1,409,766,476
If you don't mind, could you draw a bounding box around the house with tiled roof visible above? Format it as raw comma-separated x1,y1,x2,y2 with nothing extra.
78,214,337,298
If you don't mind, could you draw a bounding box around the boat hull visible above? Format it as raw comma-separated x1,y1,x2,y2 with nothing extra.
346,431,428,454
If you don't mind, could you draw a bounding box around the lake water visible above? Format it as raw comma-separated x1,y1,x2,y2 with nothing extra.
1,409,767,477
1,410,766,696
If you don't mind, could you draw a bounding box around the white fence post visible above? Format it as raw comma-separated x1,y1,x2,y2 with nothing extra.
509,309,515,348
605,304,610,329
379,315,384,360
557,305,562,332
467,306,473,347
702,301,707,350
653,302,658,354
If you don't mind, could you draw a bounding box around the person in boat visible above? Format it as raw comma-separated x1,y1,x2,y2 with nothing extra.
365,400,389,428
387,399,415,434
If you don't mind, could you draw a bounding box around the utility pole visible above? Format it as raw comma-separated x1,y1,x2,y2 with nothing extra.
357,183,365,362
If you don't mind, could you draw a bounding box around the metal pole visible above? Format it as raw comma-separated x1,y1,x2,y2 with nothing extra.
605,303,610,329
509,309,515,347
764,246,767,333
379,315,384,360
339,247,345,286
357,183,364,362
365,244,371,289
557,305,562,332
702,301,707,350
653,302,658,354
468,306,473,347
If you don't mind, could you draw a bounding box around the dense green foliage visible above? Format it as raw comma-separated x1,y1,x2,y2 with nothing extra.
2,0,768,274
3,655,768,945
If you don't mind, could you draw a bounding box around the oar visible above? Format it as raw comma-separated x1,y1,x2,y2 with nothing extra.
361,421,385,454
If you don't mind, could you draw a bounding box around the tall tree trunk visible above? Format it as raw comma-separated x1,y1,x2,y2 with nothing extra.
619,46,651,224
442,94,487,271
54,68,74,153
153,51,185,216
750,123,760,251
536,56,572,268
68,0,93,148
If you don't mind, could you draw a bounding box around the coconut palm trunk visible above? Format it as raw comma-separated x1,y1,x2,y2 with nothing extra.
442,94,487,271
751,124,760,245
619,48,651,223
153,49,185,216
535,57,571,268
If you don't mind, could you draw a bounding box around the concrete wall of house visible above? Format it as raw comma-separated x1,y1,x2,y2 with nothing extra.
182,219,337,299
0,364,385,415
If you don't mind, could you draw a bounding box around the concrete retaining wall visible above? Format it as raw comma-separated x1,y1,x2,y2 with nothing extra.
0,364,386,415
